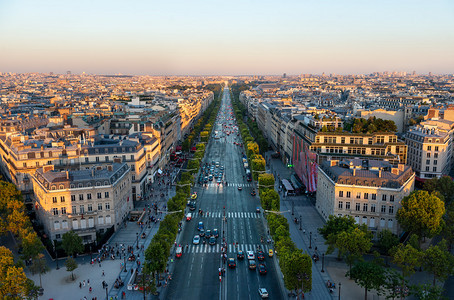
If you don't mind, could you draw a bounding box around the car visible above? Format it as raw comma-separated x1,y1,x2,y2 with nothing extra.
268,249,274,257
258,263,267,275
205,229,211,238
258,288,269,298
199,228,205,237
257,251,265,261
204,176,208,183
193,235,200,245
220,166,224,170
237,250,245,259
186,213,192,221
197,221,204,231
209,236,216,245
247,251,255,260
176,245,182,258
228,258,236,268
213,228,219,238
251,189,256,196
217,178,222,184
238,186,242,191
248,259,256,270
189,201,196,211
208,175,213,181
256,207,261,213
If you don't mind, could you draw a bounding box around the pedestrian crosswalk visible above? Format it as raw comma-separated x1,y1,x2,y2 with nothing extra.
195,212,261,219
199,183,254,188
181,243,272,254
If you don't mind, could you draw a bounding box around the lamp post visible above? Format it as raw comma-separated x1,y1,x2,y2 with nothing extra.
53,240,59,270
105,283,108,300
299,215,302,230
90,243,93,261
124,254,127,272
136,232,139,249
338,282,341,300
292,201,294,215
309,232,312,249
321,253,325,272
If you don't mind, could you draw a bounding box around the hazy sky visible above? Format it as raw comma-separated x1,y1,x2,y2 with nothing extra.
0,0,453,75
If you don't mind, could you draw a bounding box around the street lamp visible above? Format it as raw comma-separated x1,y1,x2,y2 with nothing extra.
338,282,341,300
299,215,302,231
124,254,127,272
105,283,108,300
90,243,93,261
136,232,139,249
321,253,325,272
309,232,312,249
292,201,294,215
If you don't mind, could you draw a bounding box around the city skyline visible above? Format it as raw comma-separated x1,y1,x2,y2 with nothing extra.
1,0,453,75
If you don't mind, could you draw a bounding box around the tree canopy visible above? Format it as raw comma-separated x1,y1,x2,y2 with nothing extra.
61,230,84,257
346,261,386,300
344,117,397,133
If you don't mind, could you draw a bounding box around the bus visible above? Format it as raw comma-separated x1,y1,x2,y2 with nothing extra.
246,169,252,182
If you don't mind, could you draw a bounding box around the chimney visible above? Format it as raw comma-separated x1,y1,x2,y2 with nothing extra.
92,168,95,177
398,164,405,172
66,170,69,179
43,165,54,173
378,169,382,178
107,165,113,171
353,169,356,176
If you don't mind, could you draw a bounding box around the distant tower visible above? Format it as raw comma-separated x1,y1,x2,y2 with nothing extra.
283,73,287,78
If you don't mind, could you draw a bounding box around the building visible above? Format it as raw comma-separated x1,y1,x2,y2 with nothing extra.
405,125,451,182
32,163,132,243
316,159,415,235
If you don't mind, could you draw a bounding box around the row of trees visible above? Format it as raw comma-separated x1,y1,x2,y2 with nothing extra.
230,85,312,297
343,117,397,134
143,85,223,293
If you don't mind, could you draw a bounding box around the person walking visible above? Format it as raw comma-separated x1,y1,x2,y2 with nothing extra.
102,270,105,276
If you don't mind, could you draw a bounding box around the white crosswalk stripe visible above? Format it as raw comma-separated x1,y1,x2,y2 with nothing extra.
194,211,260,219
184,244,270,254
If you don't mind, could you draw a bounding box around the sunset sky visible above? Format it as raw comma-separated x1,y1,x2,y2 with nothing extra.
0,0,453,75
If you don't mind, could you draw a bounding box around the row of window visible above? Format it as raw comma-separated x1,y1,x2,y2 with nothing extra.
53,215,111,230
338,201,394,214
52,202,111,215
338,191,395,202
338,214,395,229
52,192,110,204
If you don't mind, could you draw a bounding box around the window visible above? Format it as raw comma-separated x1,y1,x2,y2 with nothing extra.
346,191,351,198
88,204,92,212
434,160,437,165
97,192,102,199
356,192,361,199
79,194,84,201
96,157,100,162
363,203,368,212
381,205,386,213
433,167,437,172
52,197,57,203
382,194,387,201
389,205,394,214
427,153,431,158
130,155,134,160
372,194,376,200
98,203,103,211
72,206,76,214
345,202,351,210
338,201,343,209
435,146,439,152
364,193,369,200
71,195,76,202
23,162,26,167
105,192,109,198
434,153,438,158
426,166,430,171
36,162,40,167
105,202,110,210
105,156,109,162
427,146,431,151
355,203,361,211
426,159,430,165
54,221,60,230
339,191,343,197
87,193,92,200
85,157,89,163
390,195,395,202
52,208,59,215
132,175,135,181
80,205,85,214
371,204,376,212
62,220,68,229
61,207,66,215
60,196,65,203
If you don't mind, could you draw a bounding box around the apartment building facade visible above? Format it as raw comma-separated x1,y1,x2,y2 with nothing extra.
316,159,415,235
32,163,132,243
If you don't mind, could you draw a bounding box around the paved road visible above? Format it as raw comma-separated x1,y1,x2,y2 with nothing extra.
165,87,284,300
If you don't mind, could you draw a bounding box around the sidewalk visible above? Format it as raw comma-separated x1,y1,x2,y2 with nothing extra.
265,151,364,300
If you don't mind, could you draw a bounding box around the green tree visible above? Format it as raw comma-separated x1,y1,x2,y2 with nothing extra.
391,243,423,292
423,176,454,204
29,253,49,288
281,250,312,295
20,229,45,261
145,240,168,276
319,215,357,257
376,229,399,265
61,230,84,257
336,228,373,274
65,257,78,281
442,203,454,250
396,190,445,244
0,246,30,299
422,239,454,286
346,261,386,300
258,173,275,191
411,283,444,300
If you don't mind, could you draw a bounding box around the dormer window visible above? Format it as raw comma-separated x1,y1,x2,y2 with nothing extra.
59,185,64,189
